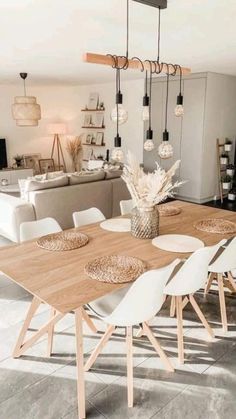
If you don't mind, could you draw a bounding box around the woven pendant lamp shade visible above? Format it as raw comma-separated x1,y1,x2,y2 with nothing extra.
12,73,41,127
12,96,41,126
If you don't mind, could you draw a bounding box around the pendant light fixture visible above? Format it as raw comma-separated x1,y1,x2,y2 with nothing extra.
110,0,129,126
111,68,124,162
158,72,173,159
144,69,155,151
175,66,184,117
12,73,41,127
142,71,150,121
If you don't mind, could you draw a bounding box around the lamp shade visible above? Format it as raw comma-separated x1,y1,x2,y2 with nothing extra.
12,96,41,126
47,123,67,135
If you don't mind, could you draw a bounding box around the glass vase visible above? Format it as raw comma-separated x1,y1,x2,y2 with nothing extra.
131,206,159,239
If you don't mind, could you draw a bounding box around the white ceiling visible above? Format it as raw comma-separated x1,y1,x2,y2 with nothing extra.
0,0,236,85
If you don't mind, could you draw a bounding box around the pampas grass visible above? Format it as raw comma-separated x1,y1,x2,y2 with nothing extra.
122,151,184,208
66,136,83,172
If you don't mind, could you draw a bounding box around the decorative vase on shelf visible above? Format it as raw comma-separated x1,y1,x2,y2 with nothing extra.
131,206,159,239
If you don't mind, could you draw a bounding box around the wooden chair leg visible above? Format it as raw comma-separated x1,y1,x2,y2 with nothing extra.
227,272,236,293
47,307,56,357
84,325,115,372
82,307,98,333
13,296,41,358
204,272,215,297
136,326,144,338
217,273,228,333
170,296,176,317
189,295,214,338
126,326,133,408
75,308,86,419
182,296,189,310
176,296,184,364
143,322,174,372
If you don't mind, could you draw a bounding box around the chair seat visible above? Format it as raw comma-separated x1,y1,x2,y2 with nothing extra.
87,285,132,318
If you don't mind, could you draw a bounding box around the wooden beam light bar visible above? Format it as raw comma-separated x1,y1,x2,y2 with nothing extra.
83,53,191,75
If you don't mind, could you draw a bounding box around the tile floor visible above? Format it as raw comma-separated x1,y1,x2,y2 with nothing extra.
0,237,235,419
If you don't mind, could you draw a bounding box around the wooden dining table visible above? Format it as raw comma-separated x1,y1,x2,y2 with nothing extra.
0,200,236,418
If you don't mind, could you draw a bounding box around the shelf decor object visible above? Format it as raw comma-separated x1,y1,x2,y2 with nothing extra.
122,151,184,239
12,73,41,126
216,138,235,203
85,255,145,284
83,0,191,159
47,123,67,172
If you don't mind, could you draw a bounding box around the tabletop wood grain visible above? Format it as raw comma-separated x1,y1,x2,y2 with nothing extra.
0,201,235,313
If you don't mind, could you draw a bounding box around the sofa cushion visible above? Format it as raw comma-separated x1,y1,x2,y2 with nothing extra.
69,171,105,185
19,175,68,201
105,169,123,179
28,180,113,229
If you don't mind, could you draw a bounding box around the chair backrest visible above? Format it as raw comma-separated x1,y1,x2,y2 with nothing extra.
209,237,236,273
104,259,181,327
20,217,62,242
164,239,226,296
73,207,105,228
120,199,133,216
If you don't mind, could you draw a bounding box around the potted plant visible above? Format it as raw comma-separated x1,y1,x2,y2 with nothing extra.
226,164,235,177
13,154,24,168
221,174,232,190
220,153,229,165
228,188,236,201
225,139,232,152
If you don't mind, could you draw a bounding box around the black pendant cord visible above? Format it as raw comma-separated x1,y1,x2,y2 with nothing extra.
116,68,120,138
164,72,170,132
126,0,129,59
145,70,148,95
157,6,161,63
23,79,26,96
149,70,152,131
179,65,182,95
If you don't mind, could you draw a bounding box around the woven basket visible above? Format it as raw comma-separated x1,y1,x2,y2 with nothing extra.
37,231,89,251
194,218,236,234
85,255,146,284
158,205,181,217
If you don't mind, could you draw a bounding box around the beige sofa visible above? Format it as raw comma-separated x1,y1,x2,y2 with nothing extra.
0,177,130,242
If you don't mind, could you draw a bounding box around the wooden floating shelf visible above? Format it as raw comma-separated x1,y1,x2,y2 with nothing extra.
81,109,105,112
83,52,191,75
82,126,105,129
82,144,106,147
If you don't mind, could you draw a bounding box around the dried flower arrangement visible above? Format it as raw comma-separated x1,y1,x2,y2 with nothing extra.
122,151,184,208
66,136,83,172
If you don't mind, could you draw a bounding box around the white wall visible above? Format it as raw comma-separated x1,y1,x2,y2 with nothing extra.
0,78,144,172
201,73,236,200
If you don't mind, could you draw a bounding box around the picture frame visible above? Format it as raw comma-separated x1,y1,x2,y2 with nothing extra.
39,158,55,174
85,134,92,145
83,114,92,127
96,132,104,146
88,92,99,110
95,113,104,128
23,153,41,174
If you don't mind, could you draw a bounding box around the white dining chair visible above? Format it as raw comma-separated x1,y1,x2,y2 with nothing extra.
20,217,98,356
73,207,105,228
20,217,62,242
206,237,236,332
164,240,226,364
84,259,180,408
120,199,133,216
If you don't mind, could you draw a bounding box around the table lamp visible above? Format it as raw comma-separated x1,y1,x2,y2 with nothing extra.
47,123,67,172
